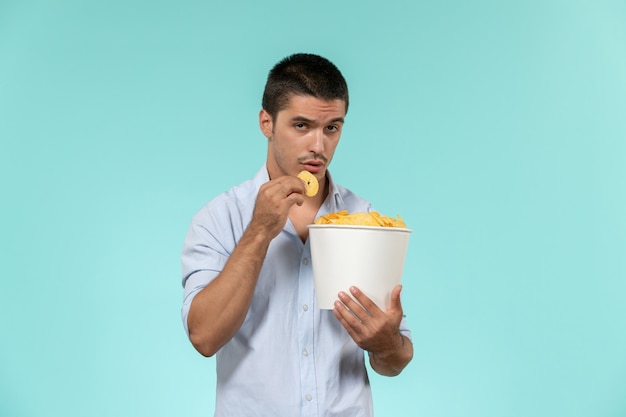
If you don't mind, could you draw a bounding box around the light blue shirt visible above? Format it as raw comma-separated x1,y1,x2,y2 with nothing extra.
181,166,411,417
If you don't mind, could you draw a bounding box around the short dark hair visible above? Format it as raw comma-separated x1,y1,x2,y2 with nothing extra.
262,53,349,120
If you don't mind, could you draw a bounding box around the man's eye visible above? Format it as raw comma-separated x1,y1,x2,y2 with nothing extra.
295,123,307,129
327,125,338,132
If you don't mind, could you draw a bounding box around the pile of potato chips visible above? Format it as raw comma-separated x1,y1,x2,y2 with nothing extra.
314,210,407,228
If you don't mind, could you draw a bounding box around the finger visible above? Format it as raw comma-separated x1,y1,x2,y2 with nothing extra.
286,192,305,207
348,286,380,315
335,295,368,329
389,284,403,313
333,301,365,341
333,301,359,330
284,182,307,206
338,291,369,321
260,177,306,208
274,177,307,199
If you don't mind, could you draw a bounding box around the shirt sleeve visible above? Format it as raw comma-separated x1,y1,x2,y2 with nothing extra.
399,315,412,341
180,208,232,337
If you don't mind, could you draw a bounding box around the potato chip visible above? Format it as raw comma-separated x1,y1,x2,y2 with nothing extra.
297,170,319,197
314,210,407,228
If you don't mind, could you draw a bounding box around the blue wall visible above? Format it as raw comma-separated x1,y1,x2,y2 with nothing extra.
1,1,625,416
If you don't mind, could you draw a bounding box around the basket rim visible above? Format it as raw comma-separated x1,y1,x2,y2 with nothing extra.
307,224,412,233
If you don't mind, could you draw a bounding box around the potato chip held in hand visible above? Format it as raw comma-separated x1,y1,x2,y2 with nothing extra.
297,170,319,197
314,210,407,228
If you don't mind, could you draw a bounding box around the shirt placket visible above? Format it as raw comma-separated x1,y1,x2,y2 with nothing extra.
298,245,319,417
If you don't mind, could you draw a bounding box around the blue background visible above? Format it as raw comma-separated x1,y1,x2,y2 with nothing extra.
1,1,625,416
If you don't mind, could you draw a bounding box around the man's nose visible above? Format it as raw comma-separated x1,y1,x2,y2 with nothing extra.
310,129,325,153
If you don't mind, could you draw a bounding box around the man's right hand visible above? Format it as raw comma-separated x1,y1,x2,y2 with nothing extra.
187,175,306,357
248,175,306,239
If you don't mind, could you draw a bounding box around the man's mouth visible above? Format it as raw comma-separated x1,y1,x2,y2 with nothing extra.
301,160,324,173
299,153,327,174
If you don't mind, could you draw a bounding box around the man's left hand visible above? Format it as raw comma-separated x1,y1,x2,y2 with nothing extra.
333,285,405,354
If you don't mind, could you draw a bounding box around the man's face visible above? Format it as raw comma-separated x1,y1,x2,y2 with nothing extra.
260,94,346,183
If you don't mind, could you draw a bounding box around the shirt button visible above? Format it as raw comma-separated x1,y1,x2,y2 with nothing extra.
302,258,309,265
306,394,312,401
302,304,309,311
303,349,309,356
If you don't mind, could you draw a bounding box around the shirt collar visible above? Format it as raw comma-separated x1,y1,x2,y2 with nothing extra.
253,164,271,189
319,170,344,218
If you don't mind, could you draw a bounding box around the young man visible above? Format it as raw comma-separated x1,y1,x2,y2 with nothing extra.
181,53,413,417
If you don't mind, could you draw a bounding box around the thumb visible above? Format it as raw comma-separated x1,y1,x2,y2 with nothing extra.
389,284,403,312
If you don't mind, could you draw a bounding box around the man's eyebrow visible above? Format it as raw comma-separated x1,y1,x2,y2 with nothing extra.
290,116,345,124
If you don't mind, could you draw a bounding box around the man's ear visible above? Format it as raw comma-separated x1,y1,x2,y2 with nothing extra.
259,109,273,139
